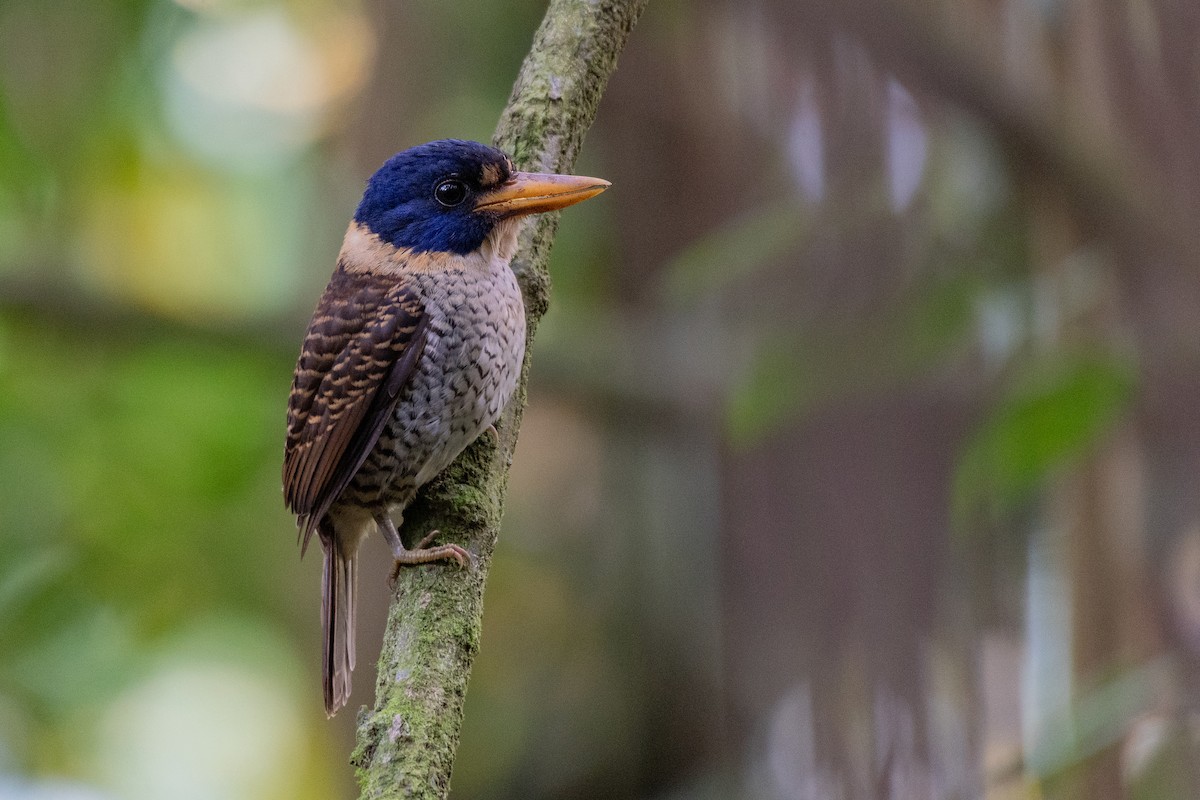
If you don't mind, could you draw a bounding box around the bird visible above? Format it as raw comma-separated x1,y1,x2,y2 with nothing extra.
283,139,609,715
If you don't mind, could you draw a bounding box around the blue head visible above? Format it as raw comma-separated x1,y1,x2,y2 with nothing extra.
354,140,514,255
353,139,611,257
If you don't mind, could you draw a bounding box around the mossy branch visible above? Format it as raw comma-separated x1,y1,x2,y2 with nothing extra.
350,1,648,797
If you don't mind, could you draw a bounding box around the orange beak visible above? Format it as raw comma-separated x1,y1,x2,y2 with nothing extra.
473,171,610,218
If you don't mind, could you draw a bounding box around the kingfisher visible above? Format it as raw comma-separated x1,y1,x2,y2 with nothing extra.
283,139,608,715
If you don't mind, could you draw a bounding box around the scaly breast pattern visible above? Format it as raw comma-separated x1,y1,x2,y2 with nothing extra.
345,259,525,512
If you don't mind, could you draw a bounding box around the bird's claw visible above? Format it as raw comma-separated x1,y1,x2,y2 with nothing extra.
484,424,499,443
387,530,472,587
415,529,443,550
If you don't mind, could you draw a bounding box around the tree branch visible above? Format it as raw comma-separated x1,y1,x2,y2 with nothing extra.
349,1,648,797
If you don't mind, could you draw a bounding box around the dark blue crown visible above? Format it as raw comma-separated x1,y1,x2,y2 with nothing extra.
354,139,511,255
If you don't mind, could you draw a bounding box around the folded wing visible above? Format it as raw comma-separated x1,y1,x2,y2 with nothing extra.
283,269,429,551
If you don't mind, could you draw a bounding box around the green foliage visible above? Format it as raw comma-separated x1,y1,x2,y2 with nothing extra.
0,313,337,792
658,202,811,308
726,271,978,444
1026,659,1162,782
953,353,1135,527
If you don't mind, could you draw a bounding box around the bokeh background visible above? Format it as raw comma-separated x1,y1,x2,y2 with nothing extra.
2,0,1200,798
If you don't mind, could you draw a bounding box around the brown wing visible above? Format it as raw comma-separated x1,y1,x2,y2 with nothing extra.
283,268,429,552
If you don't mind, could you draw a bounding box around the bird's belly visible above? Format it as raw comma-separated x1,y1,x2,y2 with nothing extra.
349,265,525,510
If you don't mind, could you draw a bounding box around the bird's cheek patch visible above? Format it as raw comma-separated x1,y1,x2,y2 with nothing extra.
480,162,505,188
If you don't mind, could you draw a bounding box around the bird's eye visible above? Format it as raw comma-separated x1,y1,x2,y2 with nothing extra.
434,179,469,208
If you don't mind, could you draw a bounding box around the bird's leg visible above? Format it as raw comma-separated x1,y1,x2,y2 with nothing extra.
376,513,470,586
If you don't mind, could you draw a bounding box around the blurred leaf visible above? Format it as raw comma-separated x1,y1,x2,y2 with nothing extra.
658,203,810,307
726,271,978,443
726,335,815,445
6,606,138,719
1026,658,1163,779
953,354,1135,527
0,547,72,624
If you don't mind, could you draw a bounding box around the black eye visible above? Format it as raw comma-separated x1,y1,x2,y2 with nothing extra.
434,179,469,207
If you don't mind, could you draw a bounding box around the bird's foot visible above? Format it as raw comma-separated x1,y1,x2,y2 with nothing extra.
387,530,471,586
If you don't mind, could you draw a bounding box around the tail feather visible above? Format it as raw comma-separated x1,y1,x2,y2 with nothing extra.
321,525,358,717
345,551,357,672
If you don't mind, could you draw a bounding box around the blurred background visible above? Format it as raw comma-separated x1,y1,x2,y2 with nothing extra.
2,0,1199,797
